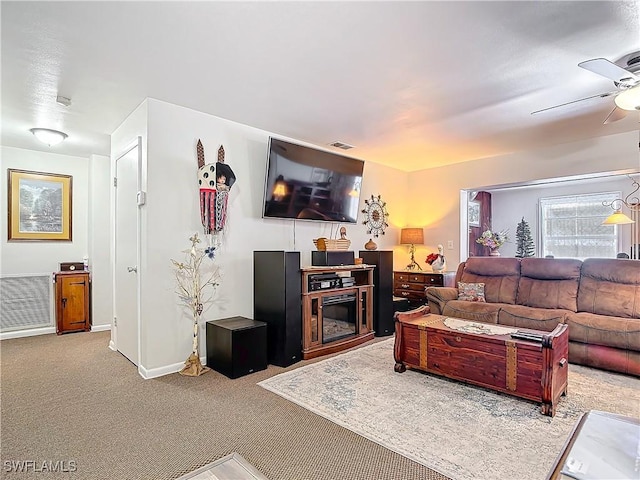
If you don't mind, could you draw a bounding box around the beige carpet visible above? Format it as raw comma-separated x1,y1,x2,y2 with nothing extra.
0,331,446,480
259,338,640,480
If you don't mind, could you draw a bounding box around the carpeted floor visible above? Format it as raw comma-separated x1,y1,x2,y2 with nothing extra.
0,331,447,480
258,338,640,480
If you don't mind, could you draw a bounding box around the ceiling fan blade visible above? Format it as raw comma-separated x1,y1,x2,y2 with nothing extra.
578,58,640,83
603,106,627,124
531,91,617,115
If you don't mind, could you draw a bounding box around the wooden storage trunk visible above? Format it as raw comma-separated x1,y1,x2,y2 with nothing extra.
394,311,569,416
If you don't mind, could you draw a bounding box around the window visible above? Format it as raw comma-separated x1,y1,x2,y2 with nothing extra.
539,192,621,259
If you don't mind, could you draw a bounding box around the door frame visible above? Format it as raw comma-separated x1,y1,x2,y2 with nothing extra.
111,137,143,370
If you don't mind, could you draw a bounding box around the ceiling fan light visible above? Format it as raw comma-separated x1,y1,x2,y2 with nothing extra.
29,128,68,146
614,85,640,111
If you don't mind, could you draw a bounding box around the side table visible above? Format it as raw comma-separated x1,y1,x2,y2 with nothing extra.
545,410,640,479
393,271,456,308
206,317,267,379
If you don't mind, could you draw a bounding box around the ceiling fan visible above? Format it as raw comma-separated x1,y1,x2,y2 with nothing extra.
532,52,640,124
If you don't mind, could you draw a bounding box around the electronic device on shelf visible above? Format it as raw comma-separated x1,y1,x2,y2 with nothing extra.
308,272,341,291
340,277,356,288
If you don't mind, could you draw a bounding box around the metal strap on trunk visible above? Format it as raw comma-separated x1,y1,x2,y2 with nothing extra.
506,340,517,391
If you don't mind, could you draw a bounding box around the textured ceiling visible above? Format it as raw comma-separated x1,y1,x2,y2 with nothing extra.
2,1,639,171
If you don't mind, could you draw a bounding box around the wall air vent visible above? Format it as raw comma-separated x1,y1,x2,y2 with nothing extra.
0,275,52,331
328,141,355,150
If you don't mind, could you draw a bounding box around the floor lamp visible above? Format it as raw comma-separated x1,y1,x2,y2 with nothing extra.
400,228,424,270
602,175,639,260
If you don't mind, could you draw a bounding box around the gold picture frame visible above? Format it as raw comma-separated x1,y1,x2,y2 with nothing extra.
8,169,73,241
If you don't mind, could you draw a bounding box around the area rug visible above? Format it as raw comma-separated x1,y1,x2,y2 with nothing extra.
258,338,640,480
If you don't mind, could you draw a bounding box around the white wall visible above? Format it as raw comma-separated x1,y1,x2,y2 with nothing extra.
1,147,90,274
491,176,636,257
408,131,640,267
114,99,409,372
0,146,112,334
88,154,112,329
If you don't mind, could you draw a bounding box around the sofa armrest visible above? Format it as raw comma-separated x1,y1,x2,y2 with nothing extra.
425,286,459,314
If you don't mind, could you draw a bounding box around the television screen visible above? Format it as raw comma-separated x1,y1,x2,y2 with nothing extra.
262,138,364,223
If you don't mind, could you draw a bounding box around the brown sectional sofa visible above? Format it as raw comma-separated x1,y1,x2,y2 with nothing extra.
425,257,640,376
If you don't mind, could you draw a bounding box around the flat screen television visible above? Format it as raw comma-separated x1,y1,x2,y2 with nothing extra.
262,137,364,223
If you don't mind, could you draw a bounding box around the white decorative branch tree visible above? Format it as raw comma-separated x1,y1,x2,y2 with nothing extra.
171,232,219,376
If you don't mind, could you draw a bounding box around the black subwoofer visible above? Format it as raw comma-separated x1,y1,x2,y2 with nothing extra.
206,317,267,379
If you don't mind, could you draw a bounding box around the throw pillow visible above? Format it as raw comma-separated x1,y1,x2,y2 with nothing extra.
458,282,486,302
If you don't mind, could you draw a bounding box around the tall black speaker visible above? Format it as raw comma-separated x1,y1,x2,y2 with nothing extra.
253,251,302,367
359,250,394,337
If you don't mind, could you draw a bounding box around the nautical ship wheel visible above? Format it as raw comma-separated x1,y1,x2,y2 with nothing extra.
361,194,389,237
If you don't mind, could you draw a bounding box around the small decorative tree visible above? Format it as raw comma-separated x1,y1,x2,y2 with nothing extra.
515,217,535,258
171,233,219,376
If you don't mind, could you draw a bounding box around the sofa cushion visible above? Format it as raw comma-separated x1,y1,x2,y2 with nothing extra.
442,300,501,324
565,311,640,351
577,258,640,318
459,257,520,304
457,282,486,302
516,258,582,312
498,304,567,331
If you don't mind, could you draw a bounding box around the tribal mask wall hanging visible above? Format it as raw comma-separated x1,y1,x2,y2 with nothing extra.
197,139,236,236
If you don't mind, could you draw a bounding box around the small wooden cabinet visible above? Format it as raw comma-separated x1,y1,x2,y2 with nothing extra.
54,271,91,334
393,271,456,306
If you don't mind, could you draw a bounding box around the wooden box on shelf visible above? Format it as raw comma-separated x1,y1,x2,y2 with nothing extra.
54,271,91,334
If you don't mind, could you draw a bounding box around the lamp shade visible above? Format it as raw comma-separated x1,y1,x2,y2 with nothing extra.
602,210,635,225
614,85,640,111
400,227,424,245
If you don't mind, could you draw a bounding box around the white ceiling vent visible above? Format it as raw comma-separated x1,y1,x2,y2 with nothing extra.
328,141,355,150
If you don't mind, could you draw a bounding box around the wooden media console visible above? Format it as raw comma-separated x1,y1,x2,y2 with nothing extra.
301,265,375,359
394,308,569,416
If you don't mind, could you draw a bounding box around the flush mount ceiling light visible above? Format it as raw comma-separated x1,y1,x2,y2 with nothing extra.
614,84,640,111
29,128,68,146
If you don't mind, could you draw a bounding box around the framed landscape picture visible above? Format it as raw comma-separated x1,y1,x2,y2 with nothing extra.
468,200,480,227
8,169,72,241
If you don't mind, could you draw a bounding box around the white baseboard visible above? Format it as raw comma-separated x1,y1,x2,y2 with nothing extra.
2,326,112,341
137,355,208,379
138,361,183,379
1,327,56,340
91,324,112,332
108,340,116,351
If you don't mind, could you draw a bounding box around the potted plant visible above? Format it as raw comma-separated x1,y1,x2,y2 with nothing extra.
171,233,219,376
476,229,509,255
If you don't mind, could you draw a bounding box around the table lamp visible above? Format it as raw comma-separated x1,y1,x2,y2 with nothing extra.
400,227,424,270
